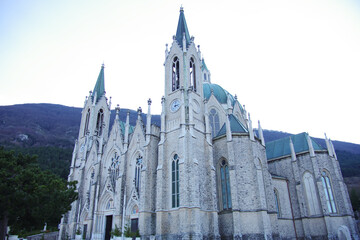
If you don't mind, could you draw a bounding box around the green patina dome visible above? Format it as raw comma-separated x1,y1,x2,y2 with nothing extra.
203,83,243,113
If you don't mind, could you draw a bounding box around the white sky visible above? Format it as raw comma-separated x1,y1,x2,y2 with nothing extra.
1,0,360,144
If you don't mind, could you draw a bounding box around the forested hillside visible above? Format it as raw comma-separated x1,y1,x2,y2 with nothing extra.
0,103,359,180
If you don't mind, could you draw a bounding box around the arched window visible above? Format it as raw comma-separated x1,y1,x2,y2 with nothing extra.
321,171,337,213
84,109,90,136
303,172,320,215
135,155,142,194
274,189,281,217
172,154,180,208
209,109,220,138
220,159,232,210
172,57,180,91
189,57,196,92
96,109,104,136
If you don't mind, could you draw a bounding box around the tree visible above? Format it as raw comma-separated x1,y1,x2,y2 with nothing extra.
350,188,360,219
0,147,77,239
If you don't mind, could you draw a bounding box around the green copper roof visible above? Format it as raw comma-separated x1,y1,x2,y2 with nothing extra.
119,120,134,135
203,83,236,105
216,114,248,138
201,59,209,72
266,132,325,160
175,7,191,49
92,65,105,102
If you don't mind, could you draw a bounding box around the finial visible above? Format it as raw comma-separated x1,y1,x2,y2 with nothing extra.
235,94,238,100
115,104,120,111
180,5,184,12
148,98,152,105
137,107,142,114
102,62,105,68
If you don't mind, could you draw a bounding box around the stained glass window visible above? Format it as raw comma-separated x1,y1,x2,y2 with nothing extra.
209,109,220,138
220,160,232,210
321,171,337,213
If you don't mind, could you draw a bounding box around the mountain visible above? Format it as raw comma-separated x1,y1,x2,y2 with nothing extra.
0,103,359,178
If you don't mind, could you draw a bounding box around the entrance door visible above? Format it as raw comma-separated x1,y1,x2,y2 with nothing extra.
131,218,138,235
105,215,113,240
83,224,87,240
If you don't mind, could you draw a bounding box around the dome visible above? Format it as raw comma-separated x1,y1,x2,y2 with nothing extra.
203,82,238,107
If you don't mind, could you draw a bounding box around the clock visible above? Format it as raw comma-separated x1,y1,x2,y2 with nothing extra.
170,99,181,112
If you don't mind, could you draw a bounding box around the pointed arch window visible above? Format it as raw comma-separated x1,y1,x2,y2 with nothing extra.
172,154,180,208
135,155,142,195
274,188,281,217
220,159,232,210
303,172,320,215
84,109,90,136
172,57,180,91
189,57,196,92
96,109,104,136
209,109,220,138
321,171,337,213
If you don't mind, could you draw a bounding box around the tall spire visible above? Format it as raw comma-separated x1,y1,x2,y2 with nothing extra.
175,7,191,49
92,64,105,103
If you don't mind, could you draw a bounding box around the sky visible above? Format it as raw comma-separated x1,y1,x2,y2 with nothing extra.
1,0,360,144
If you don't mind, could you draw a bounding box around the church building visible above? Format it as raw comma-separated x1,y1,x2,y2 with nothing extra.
59,8,359,240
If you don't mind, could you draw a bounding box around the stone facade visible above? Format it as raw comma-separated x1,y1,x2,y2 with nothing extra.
59,8,359,240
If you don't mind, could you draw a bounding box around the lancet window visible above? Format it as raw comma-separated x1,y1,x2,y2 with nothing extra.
220,159,232,210
172,57,180,91
135,155,142,194
274,188,281,217
209,109,220,138
321,171,337,213
189,57,196,92
109,152,120,191
172,154,180,208
96,109,104,136
84,109,90,136
303,172,320,215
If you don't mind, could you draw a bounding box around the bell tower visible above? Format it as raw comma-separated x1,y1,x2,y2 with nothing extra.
156,7,219,239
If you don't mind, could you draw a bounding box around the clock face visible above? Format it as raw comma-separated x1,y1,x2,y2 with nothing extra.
170,99,181,112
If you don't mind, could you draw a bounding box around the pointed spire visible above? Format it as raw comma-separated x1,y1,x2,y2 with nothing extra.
330,139,338,160
146,99,152,140
115,104,120,121
137,107,142,123
258,120,265,146
124,111,130,151
289,137,297,161
248,113,254,141
324,133,334,157
226,114,232,142
92,64,105,103
175,7,191,49
306,132,316,157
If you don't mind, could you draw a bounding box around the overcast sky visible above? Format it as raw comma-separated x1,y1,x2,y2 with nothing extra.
1,0,360,144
